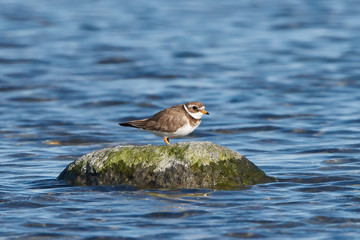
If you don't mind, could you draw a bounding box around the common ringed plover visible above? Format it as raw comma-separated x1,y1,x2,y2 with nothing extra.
119,101,209,145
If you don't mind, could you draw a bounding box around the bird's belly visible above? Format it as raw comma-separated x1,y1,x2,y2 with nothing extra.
171,123,197,138
150,122,199,138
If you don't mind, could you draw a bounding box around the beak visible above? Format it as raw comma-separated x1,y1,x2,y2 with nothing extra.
202,109,209,115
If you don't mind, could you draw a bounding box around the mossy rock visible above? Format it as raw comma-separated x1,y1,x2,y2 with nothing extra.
58,141,276,190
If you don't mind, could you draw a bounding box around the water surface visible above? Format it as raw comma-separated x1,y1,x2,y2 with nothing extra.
1,0,360,239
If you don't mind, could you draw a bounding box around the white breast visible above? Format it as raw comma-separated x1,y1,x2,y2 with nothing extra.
149,117,201,138
171,119,200,138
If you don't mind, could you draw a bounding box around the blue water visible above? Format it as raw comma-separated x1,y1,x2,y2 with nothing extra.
1,0,360,239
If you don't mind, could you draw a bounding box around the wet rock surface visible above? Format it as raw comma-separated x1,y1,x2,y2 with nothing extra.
58,141,275,189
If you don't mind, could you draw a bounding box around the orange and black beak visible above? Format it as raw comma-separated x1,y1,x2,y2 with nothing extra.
202,109,209,115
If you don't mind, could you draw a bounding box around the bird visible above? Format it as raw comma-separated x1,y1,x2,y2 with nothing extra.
119,101,209,145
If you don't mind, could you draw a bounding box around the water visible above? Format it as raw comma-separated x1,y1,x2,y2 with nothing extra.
1,0,360,239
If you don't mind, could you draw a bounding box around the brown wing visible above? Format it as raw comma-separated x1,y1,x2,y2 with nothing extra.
143,104,187,133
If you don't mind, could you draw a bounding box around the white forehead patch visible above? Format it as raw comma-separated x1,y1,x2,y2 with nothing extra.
187,104,204,110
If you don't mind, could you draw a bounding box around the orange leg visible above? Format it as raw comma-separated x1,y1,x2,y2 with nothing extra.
163,137,170,145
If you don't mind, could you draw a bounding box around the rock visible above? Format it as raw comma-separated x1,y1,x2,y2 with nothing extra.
58,141,276,190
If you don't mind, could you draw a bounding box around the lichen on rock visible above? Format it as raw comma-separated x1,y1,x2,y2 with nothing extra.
58,141,276,190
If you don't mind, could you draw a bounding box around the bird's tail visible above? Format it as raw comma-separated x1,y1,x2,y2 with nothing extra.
119,122,133,127
119,119,148,129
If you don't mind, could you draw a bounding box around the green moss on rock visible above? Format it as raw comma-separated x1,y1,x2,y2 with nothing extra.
58,141,276,189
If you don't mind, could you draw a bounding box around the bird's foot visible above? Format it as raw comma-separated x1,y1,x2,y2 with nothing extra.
163,137,170,145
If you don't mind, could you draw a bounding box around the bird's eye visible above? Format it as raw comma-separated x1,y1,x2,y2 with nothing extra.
192,106,198,110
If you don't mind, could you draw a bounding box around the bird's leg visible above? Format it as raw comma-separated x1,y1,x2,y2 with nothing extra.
163,137,170,145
